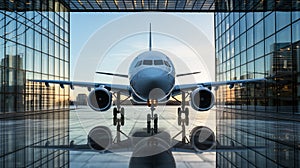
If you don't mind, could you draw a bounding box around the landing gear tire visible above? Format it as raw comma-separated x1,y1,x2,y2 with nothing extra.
178,116,182,126
113,107,118,117
154,114,158,133
147,114,151,133
113,117,117,126
120,108,125,126
185,108,189,117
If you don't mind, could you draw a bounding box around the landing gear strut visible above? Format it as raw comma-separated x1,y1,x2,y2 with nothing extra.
173,92,190,144
147,99,158,134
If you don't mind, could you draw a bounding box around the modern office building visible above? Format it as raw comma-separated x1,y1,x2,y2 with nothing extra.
0,0,300,167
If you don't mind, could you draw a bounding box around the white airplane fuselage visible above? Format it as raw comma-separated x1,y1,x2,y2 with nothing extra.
128,50,175,103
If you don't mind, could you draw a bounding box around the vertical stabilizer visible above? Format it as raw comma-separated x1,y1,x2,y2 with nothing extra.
149,23,152,51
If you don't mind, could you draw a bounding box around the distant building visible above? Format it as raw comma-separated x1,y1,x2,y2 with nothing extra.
76,93,88,105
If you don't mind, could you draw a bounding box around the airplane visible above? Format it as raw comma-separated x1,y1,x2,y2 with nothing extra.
30,24,266,167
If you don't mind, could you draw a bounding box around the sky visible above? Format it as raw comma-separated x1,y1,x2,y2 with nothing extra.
70,12,214,100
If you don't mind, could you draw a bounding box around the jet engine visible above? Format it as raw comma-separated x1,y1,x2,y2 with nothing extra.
190,87,214,111
190,126,215,152
87,87,112,111
87,126,112,150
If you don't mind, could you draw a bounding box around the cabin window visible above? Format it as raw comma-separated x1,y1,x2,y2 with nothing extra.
164,61,171,67
143,60,153,65
154,60,163,65
135,61,142,67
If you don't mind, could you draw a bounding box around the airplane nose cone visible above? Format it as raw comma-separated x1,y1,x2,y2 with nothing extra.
133,68,174,100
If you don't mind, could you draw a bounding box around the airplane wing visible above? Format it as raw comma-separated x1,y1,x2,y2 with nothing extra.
96,71,128,78
172,78,267,94
29,79,131,95
176,71,201,77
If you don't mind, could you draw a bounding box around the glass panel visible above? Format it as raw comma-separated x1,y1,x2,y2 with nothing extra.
42,54,48,74
276,11,291,31
292,11,300,22
247,28,253,48
235,54,240,67
265,12,275,38
34,52,41,73
255,57,265,78
255,41,264,59
254,12,264,24
164,61,171,67
0,37,4,62
240,33,246,51
276,26,291,50
265,35,275,54
135,61,142,67
154,60,163,65
143,60,152,65
247,47,254,62
292,20,300,43
241,51,246,65
246,12,253,30
247,61,254,79
254,20,264,43
240,15,246,34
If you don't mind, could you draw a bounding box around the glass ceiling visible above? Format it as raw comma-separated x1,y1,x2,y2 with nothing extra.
0,0,299,12
66,0,300,12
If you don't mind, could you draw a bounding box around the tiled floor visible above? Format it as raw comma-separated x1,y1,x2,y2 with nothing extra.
70,106,216,167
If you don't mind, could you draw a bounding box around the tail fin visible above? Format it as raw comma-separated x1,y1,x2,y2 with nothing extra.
149,23,152,51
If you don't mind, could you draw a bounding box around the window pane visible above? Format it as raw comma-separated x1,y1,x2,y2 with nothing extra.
154,60,163,65
276,11,291,31
292,20,300,43
254,20,264,43
255,57,265,78
255,41,264,59
265,35,275,54
265,12,275,38
143,60,152,65
276,26,291,50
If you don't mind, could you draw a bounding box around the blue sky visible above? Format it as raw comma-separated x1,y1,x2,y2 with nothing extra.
70,13,214,99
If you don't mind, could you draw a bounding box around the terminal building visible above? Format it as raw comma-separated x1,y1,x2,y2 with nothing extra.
0,0,299,167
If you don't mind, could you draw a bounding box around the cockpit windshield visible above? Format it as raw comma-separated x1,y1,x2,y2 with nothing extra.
135,59,171,67
143,60,153,65
164,61,171,67
154,60,164,65
135,61,142,67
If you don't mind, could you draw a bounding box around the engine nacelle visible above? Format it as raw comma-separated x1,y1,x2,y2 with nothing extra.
190,87,214,111
87,126,112,151
190,126,216,152
88,87,112,111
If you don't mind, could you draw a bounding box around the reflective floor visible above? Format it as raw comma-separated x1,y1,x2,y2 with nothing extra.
69,106,216,167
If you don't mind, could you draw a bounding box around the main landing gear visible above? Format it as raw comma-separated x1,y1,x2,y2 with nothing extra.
112,92,129,143
173,92,190,144
147,99,158,134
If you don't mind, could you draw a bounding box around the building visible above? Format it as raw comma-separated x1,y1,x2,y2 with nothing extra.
215,8,300,167
0,1,70,167
0,0,300,167
76,93,87,105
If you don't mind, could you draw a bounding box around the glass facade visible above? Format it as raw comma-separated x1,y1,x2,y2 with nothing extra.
0,1,70,167
215,9,300,167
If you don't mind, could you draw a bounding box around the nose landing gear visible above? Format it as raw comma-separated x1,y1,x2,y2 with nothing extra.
147,99,159,134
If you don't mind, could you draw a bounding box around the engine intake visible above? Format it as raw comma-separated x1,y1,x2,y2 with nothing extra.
88,87,112,111
88,126,112,151
190,87,214,111
190,126,215,152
